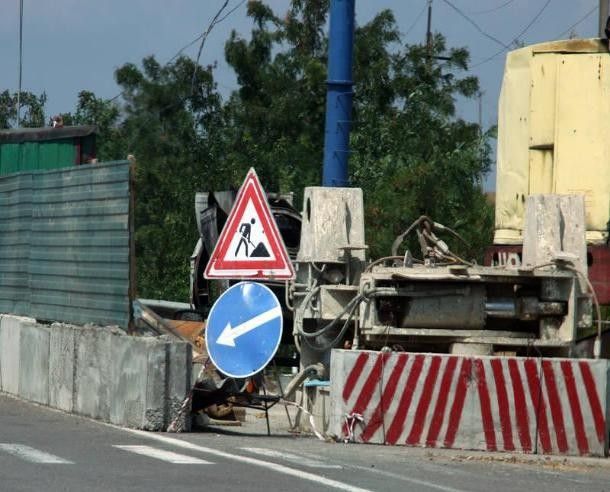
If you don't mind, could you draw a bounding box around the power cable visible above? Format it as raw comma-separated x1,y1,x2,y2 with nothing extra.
191,0,230,96
467,0,517,15
17,0,23,127
555,5,597,40
509,0,552,46
403,2,428,38
168,36,205,65
440,0,511,49
107,0,245,104
169,0,247,64
215,0,247,24
471,0,553,68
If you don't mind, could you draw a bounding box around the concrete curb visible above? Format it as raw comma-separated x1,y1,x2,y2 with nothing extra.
0,314,191,431
413,446,610,470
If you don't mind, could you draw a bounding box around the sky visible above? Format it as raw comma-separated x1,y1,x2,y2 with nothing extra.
0,0,601,187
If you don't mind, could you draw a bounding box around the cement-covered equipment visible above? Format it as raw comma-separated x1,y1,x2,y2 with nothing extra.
358,265,587,353
291,187,367,369
291,192,595,368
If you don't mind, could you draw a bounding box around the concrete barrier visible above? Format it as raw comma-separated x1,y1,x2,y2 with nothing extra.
0,314,191,431
19,323,50,405
0,316,28,395
49,324,75,412
330,350,609,457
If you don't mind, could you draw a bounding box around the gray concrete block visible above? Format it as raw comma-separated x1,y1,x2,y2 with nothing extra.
166,341,192,432
49,323,75,412
74,327,112,420
2,314,194,433
143,341,167,431
19,323,50,405
0,316,24,395
522,194,587,272
109,335,149,427
297,187,366,263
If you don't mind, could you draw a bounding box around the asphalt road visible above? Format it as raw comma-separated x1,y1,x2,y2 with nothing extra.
0,394,609,492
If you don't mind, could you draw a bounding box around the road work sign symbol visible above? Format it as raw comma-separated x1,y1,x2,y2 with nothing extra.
204,168,295,280
205,282,283,378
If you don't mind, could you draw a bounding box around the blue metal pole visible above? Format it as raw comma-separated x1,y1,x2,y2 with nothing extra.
322,0,355,187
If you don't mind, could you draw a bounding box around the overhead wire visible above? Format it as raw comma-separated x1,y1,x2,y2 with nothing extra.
403,2,428,38
17,0,23,127
215,0,247,24
467,0,517,16
165,0,247,65
191,0,230,96
554,5,597,40
509,0,553,46
107,0,245,105
471,0,553,68
440,0,511,49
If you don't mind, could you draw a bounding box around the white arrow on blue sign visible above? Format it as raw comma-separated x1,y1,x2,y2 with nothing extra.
205,282,283,378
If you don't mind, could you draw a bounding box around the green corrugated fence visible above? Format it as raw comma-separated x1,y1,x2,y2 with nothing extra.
0,160,134,328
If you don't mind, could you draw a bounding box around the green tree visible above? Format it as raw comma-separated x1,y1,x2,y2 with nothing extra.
112,56,223,300
0,90,47,128
350,29,494,259
222,0,328,194
75,1,494,301
61,90,126,161
222,1,493,260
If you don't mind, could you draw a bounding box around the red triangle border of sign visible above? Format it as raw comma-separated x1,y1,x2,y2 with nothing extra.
204,168,295,280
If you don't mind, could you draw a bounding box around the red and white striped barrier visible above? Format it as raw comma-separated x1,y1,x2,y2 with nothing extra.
330,350,609,456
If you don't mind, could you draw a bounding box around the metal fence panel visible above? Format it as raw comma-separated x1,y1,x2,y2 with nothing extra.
0,161,133,328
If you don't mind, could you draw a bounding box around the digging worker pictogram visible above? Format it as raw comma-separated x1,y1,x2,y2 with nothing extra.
234,217,270,258
235,218,256,257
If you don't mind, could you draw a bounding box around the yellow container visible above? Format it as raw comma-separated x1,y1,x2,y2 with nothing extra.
495,39,610,244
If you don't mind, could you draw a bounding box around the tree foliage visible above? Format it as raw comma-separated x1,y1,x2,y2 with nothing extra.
114,56,223,299
222,2,494,260
222,0,328,192
1,1,495,300
0,90,47,129
62,91,125,160
350,27,494,259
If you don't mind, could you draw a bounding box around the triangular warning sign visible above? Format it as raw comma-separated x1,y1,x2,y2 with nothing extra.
204,168,296,280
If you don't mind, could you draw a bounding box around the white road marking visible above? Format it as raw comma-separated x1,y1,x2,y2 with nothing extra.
240,447,342,469
116,428,372,492
348,463,467,492
113,445,212,464
0,444,73,464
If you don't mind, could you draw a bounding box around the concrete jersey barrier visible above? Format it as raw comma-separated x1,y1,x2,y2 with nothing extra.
0,314,191,431
330,349,609,457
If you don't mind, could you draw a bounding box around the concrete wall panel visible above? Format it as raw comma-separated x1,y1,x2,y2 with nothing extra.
49,323,75,412
74,327,113,420
18,323,50,405
329,349,384,444
0,316,25,395
166,341,192,431
0,315,192,431
143,341,167,431
109,335,148,427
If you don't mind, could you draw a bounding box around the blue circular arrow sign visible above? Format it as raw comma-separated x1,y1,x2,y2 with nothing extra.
205,282,283,378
